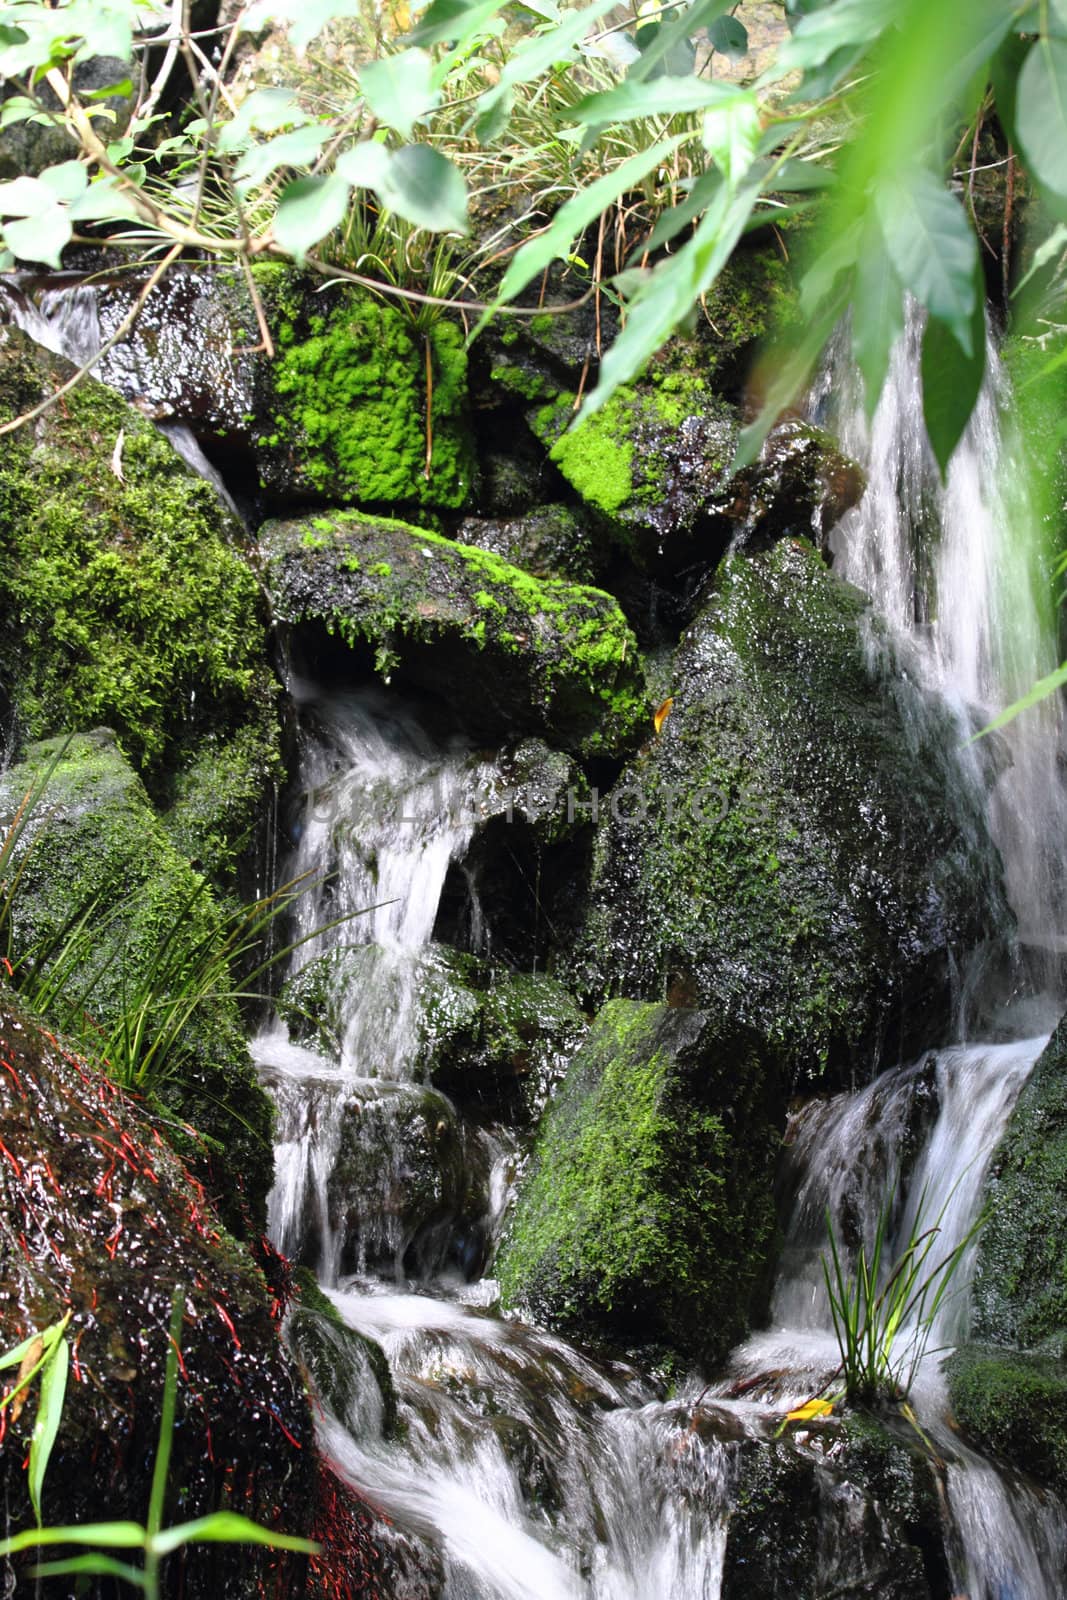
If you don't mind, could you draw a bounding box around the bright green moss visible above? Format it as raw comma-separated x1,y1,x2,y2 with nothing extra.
497,998,780,1366
262,510,650,755
946,1346,1067,1493
0,330,275,789
266,296,473,510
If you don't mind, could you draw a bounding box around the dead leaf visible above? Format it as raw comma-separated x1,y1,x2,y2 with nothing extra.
654,696,674,734
9,1335,43,1424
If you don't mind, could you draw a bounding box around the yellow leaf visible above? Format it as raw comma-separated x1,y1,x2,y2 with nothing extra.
653,696,674,734
784,1397,834,1423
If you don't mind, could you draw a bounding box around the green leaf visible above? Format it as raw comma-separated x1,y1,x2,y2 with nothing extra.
491,134,685,309
851,224,903,415
151,1512,318,1556
217,88,309,154
39,162,88,204
407,0,507,47
240,0,365,52
767,0,894,80
375,145,468,233
30,1555,146,1586
628,0,732,82
28,1335,68,1525
0,1522,148,1557
973,660,1067,738
1014,220,1067,296
640,168,722,253
334,140,392,190
708,14,748,61
360,49,438,139
68,177,143,223
477,0,617,117
272,174,350,262
580,175,762,425
233,124,328,189
921,288,987,476
1016,38,1067,199
572,77,741,126
702,92,761,188
0,175,56,217
0,95,36,129
633,17,695,78
798,218,861,319
735,279,851,467
875,170,978,350
3,208,71,269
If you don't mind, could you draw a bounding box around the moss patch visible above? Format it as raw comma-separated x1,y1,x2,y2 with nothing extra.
256,272,473,510
946,1345,1067,1493
566,541,1010,1084
262,508,649,755
0,326,276,788
972,1016,1067,1353
496,998,781,1367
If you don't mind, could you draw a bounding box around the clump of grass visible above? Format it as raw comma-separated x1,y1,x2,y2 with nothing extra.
823,1181,984,1404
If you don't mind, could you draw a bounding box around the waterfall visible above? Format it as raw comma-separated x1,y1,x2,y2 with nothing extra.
814,304,1067,971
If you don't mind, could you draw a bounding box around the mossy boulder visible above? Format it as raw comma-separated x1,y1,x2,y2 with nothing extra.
287,1267,399,1439
946,1345,1067,1494
567,541,1009,1083
0,1004,313,1598
722,1411,949,1599
972,1016,1067,1352
0,731,275,1234
327,1082,491,1279
496,998,782,1368
261,508,649,755
455,504,598,584
0,324,277,789
163,721,284,888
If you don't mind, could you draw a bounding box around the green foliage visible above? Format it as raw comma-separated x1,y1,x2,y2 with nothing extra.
0,1291,316,1598
0,1310,71,1527
946,1345,1067,1494
824,1186,983,1404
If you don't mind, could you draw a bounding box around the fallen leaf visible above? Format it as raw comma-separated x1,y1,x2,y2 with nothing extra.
784,1397,834,1423
110,427,125,484
654,695,674,734
9,1336,43,1424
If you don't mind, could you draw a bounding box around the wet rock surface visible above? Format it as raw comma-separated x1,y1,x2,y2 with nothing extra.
260,507,649,755
497,998,783,1369
0,1004,314,1598
567,540,1010,1085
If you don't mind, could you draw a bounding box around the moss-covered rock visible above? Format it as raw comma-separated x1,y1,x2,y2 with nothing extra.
0,731,275,1233
972,1016,1067,1352
567,541,1009,1083
722,1410,948,1599
529,369,861,587
0,324,277,789
261,508,649,755
287,1266,399,1439
0,1004,313,1598
163,721,284,887
946,1345,1067,1494
497,998,782,1368
255,273,473,511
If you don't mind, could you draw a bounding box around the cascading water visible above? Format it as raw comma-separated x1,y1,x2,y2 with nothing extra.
252,305,1067,1596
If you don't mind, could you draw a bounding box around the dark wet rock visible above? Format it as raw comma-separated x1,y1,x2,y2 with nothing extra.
497,998,783,1369
327,1081,491,1279
162,720,284,889
287,1267,399,1439
566,540,1010,1085
0,321,278,790
455,504,598,584
0,1004,313,1598
972,1015,1067,1353
260,508,649,756
530,374,861,593
722,1410,950,1599
946,1345,1067,1495
0,731,275,1234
